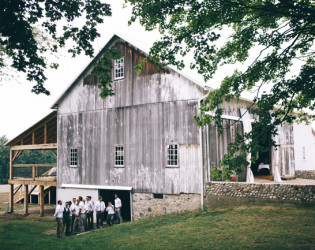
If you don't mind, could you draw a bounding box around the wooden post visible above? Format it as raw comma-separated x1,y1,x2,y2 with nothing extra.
44,123,47,144
32,167,35,179
48,190,51,205
39,185,44,217
9,184,14,213
24,185,29,214
9,149,13,180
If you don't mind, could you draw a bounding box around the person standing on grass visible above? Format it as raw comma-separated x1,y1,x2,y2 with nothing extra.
86,196,94,230
95,196,105,228
54,200,64,238
63,201,71,236
106,201,115,226
82,199,89,231
70,197,76,234
78,196,85,233
72,200,81,234
114,194,123,224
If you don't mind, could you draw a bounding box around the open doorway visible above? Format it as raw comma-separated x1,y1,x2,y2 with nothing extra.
251,124,272,180
99,189,131,222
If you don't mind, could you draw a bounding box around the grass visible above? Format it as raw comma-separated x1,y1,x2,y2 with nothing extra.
0,205,314,249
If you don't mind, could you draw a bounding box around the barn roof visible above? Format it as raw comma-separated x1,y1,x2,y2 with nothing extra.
51,33,207,109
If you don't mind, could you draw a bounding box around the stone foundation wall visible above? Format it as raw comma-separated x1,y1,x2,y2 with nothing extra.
132,193,200,220
295,170,315,180
205,182,315,209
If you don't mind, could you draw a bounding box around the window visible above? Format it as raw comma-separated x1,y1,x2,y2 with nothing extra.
167,144,178,166
115,146,124,166
70,148,78,167
153,193,164,199
114,58,124,79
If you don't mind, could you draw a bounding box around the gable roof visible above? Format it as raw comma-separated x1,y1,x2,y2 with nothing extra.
51,33,207,109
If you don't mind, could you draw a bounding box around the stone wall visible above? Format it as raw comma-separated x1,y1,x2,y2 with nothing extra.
205,182,315,209
132,192,200,220
295,170,315,180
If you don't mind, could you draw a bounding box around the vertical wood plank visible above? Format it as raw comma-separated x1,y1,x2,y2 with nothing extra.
9,149,13,180
24,185,28,214
39,185,44,217
44,123,47,144
9,184,14,213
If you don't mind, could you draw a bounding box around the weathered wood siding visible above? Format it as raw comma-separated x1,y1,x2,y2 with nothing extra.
201,119,246,182
272,123,295,177
57,41,204,194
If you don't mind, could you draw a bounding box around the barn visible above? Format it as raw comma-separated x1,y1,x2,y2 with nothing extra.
6,34,315,218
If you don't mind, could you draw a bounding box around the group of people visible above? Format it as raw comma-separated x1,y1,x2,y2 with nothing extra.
54,194,123,238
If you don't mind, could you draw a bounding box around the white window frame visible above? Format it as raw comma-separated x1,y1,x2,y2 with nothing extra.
114,58,124,80
70,148,78,167
166,144,179,167
114,145,124,167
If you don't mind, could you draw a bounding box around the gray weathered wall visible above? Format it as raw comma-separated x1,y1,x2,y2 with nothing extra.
57,41,204,195
272,123,295,177
201,117,246,183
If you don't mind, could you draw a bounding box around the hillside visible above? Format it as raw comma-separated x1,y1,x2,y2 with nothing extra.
0,205,314,249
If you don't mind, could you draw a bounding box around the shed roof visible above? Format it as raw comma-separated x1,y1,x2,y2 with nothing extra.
5,111,57,147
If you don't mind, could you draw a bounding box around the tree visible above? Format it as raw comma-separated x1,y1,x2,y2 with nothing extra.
0,0,111,94
0,136,9,184
127,0,315,178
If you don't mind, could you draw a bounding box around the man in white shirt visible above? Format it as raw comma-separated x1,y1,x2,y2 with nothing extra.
78,196,85,233
86,196,94,230
106,201,115,226
82,199,89,231
94,196,105,228
72,200,80,234
70,198,76,235
54,200,64,238
63,201,71,236
114,194,123,224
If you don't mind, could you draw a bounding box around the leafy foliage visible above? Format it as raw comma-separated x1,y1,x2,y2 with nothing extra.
128,0,315,177
91,49,122,99
0,0,111,94
0,136,9,184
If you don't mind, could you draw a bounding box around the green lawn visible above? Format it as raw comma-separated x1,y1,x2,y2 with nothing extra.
0,205,314,249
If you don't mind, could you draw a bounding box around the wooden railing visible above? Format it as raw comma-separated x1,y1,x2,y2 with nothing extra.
12,164,57,180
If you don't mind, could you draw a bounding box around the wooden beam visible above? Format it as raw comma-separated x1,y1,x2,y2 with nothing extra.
12,150,23,163
11,143,57,151
51,149,57,157
24,185,29,214
32,167,35,179
13,184,23,195
12,164,57,168
8,179,57,186
44,123,47,144
39,185,44,217
32,132,35,145
29,185,37,195
9,149,13,180
9,184,14,213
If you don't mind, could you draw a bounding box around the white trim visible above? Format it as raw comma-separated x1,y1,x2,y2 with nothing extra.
61,184,132,191
205,111,255,122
